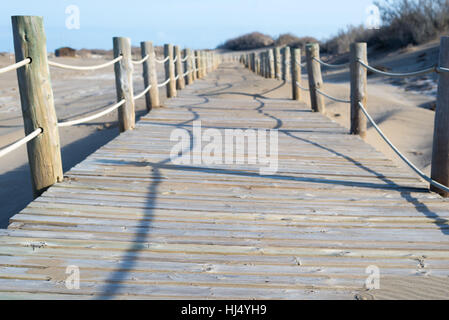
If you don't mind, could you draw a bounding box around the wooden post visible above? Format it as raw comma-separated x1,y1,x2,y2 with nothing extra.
263,51,268,78
141,41,160,111
201,51,206,76
184,48,193,85
291,48,301,101
164,44,177,97
205,51,209,74
350,42,367,137
200,50,204,78
268,49,275,78
174,45,185,90
431,36,449,196
194,50,200,80
274,47,281,79
251,52,256,72
191,51,197,81
113,37,135,132
282,46,291,81
306,43,325,113
256,55,260,75
12,16,63,197
197,51,203,78
208,51,212,73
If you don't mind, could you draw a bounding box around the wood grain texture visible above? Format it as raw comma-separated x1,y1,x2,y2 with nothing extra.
291,48,301,101
306,43,325,113
1,62,448,300
274,47,281,80
268,49,275,79
141,41,160,111
194,50,200,79
431,36,449,197
164,44,176,98
350,43,367,138
282,46,291,81
174,46,185,90
184,48,193,85
113,37,135,132
12,16,63,197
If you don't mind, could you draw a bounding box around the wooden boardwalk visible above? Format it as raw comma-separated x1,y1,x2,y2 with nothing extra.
1,63,449,299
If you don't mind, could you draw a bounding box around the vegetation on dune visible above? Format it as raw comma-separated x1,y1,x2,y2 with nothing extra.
323,0,449,54
275,34,319,51
220,0,449,55
218,32,274,51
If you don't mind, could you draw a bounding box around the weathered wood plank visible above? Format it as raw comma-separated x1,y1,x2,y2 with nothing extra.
1,62,448,300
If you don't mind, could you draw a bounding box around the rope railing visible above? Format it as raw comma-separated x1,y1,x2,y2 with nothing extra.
0,128,42,159
48,56,123,71
0,58,31,74
241,41,449,194
358,101,449,193
172,56,178,63
315,88,350,103
133,84,152,101
131,55,149,65
437,66,449,73
155,56,169,64
357,59,436,78
157,78,171,88
296,81,310,91
313,57,349,69
1,16,220,197
57,100,126,127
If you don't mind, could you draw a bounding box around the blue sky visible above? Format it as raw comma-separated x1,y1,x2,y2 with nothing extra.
0,0,377,52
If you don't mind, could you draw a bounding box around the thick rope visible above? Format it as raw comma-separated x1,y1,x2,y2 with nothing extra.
181,55,190,62
134,84,152,101
437,66,449,73
131,55,149,65
296,81,310,91
313,57,349,68
48,56,123,71
0,128,42,159
58,100,125,127
155,56,169,64
182,70,190,77
0,58,31,74
358,101,449,193
357,59,436,78
172,56,178,63
157,78,171,88
316,88,350,103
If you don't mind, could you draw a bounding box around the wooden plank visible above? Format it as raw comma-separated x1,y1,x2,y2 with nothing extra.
1,62,449,299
